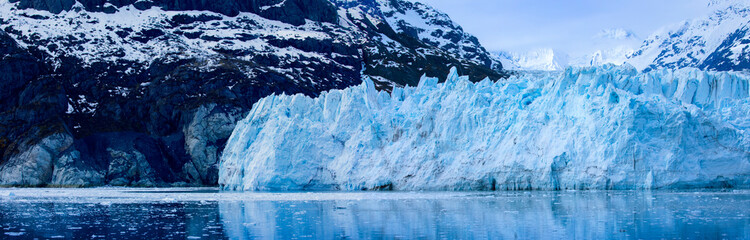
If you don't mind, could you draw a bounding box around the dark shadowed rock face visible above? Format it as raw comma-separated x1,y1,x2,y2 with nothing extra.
0,31,71,186
0,0,506,187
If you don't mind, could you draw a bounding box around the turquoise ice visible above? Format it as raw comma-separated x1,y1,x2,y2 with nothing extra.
220,65,750,191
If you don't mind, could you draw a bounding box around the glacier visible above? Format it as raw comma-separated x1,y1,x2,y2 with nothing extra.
219,65,750,191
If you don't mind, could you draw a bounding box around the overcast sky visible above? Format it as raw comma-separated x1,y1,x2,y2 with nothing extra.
417,0,711,55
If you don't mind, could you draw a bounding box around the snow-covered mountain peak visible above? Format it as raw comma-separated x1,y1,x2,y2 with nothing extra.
495,48,569,71
627,1,750,71
331,0,499,70
498,1,749,72
708,0,750,9
497,27,642,71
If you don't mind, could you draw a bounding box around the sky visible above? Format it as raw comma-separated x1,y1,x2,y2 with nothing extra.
417,0,711,56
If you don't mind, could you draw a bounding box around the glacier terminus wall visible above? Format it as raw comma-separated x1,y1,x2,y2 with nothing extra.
220,65,750,191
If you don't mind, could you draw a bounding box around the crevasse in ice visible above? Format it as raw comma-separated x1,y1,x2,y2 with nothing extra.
220,65,750,191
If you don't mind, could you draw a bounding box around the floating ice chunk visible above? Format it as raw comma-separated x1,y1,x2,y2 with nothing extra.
220,64,750,191
3,191,16,200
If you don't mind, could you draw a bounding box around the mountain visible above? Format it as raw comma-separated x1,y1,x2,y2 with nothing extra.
627,0,750,71
501,1,750,73
495,48,570,71
497,28,641,71
584,28,640,66
0,0,505,187
331,0,503,87
220,65,750,191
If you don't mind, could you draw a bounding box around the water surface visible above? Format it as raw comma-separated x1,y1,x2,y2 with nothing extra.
0,188,748,239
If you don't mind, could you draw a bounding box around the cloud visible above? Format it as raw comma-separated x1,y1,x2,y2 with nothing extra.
595,28,638,40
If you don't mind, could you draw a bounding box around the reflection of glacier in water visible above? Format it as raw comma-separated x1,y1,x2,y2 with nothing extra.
219,191,750,239
1,188,749,239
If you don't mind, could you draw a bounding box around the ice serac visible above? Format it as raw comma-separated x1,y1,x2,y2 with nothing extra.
220,65,750,191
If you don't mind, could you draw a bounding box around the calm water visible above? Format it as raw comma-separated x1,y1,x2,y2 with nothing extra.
0,188,748,239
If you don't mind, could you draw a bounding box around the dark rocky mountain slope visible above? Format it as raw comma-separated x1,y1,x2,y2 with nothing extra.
0,0,505,186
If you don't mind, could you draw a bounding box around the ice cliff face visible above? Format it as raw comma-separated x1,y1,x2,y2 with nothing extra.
220,65,750,191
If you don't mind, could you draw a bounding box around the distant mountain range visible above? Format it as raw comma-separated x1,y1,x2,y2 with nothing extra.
500,1,750,72
496,28,640,71
496,48,569,71
628,0,750,72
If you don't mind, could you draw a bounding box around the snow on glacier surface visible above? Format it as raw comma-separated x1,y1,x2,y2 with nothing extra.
220,65,750,191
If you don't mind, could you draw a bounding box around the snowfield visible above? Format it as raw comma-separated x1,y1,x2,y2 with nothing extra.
220,65,750,191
